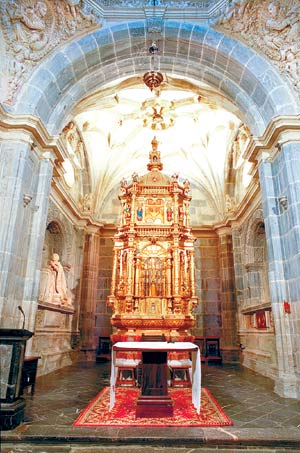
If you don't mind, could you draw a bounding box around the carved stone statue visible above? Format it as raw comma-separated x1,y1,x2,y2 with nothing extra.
81,193,93,212
39,253,72,307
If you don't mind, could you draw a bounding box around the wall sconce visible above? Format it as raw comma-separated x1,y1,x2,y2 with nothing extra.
23,194,33,207
278,196,288,211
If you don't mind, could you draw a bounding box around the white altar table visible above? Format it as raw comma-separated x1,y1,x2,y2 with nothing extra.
110,341,201,414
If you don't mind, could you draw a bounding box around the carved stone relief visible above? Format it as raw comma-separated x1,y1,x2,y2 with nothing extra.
215,0,300,97
100,0,210,6
61,120,90,203
0,0,102,104
80,192,94,212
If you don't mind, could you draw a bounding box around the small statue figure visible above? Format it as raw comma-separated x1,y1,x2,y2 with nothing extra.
137,206,143,221
183,179,190,194
166,205,173,222
39,253,72,307
124,203,131,218
178,205,185,220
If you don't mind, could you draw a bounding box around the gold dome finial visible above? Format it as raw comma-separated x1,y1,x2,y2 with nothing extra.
148,136,162,171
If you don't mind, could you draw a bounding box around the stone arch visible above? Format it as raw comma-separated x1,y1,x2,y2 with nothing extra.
244,208,265,266
42,221,63,268
13,21,299,136
243,208,270,306
45,203,73,267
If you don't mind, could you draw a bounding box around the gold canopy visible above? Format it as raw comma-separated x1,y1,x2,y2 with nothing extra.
107,138,199,341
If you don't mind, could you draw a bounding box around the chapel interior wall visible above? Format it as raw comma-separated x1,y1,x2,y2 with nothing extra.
30,199,84,376
232,199,278,381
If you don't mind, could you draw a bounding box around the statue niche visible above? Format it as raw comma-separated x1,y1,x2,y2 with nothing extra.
107,137,199,341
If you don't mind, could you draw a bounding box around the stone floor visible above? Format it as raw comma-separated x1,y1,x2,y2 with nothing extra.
2,361,300,452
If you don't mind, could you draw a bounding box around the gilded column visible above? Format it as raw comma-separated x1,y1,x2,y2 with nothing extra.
135,257,140,297
125,247,134,312
110,248,118,296
166,255,172,297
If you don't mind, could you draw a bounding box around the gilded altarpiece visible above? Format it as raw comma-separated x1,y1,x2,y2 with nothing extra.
108,138,199,342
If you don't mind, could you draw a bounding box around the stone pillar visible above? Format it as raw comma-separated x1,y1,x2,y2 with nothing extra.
193,233,221,338
95,235,113,341
216,227,239,363
0,139,53,332
258,142,300,398
79,226,100,359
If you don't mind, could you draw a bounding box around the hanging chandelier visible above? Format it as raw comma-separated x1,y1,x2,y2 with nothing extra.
143,42,163,91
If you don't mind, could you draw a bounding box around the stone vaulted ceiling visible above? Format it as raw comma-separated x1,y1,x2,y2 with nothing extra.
72,75,246,222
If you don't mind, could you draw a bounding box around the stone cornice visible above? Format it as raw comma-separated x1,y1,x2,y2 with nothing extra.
190,226,217,238
86,0,228,22
0,105,66,164
213,177,261,231
244,115,300,164
50,181,104,230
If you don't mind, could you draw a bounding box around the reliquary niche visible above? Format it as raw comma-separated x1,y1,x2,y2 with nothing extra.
107,137,199,341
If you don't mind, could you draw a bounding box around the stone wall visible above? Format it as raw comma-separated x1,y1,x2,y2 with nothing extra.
232,206,278,380
94,236,113,343
192,231,221,338
0,140,53,332
258,142,300,397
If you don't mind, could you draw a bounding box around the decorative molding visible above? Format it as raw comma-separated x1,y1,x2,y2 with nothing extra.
0,105,66,163
50,180,104,229
244,114,300,164
37,301,75,315
87,0,229,19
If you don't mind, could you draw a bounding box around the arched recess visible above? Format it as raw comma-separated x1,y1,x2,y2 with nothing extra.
243,209,270,308
238,208,277,379
13,21,300,136
44,205,74,268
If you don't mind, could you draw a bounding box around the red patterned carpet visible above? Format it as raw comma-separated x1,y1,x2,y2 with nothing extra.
73,387,233,427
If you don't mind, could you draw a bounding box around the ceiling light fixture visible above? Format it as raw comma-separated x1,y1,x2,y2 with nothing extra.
143,41,164,91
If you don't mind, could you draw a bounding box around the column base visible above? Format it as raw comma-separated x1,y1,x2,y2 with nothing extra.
0,398,26,430
79,349,97,361
221,346,240,363
274,374,300,399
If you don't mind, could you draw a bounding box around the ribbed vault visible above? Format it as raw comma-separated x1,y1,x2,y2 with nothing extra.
11,20,300,224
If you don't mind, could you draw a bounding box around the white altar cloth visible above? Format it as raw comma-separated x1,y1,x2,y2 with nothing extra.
110,341,201,414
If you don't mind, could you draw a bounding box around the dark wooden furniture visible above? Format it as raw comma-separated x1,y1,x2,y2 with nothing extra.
194,336,222,366
136,350,173,417
116,365,137,387
0,329,33,430
169,364,192,387
21,356,40,395
96,336,112,361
